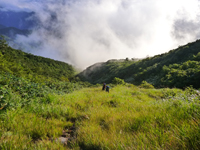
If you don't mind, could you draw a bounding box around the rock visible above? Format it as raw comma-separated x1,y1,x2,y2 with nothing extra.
58,137,69,145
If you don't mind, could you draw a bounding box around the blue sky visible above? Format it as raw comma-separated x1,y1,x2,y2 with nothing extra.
1,0,200,69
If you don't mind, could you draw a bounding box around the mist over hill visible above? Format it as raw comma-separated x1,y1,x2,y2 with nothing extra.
1,0,200,69
0,9,34,47
0,25,31,39
78,39,200,89
1,3,200,148
0,33,200,150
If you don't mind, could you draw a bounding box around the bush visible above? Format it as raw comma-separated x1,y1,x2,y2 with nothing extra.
112,77,125,85
140,81,154,89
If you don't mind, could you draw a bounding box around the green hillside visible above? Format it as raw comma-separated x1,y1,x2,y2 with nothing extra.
0,36,90,111
0,37,199,149
0,36,75,83
79,39,200,89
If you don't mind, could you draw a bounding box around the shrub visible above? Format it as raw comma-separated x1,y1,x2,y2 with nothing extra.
140,81,154,89
112,77,125,85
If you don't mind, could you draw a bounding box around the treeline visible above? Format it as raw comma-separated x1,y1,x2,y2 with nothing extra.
79,39,200,89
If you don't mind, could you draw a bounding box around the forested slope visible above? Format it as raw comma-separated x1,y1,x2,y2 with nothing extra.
0,37,75,83
0,37,89,112
79,39,200,88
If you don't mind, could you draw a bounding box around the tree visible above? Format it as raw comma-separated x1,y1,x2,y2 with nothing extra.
0,35,8,49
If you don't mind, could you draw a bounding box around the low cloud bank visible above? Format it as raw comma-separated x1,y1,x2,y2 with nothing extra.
1,0,200,69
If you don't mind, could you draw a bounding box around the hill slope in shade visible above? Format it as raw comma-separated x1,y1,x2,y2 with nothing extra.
78,39,200,89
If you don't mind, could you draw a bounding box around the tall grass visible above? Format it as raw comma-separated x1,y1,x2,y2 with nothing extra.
70,86,200,149
0,85,199,149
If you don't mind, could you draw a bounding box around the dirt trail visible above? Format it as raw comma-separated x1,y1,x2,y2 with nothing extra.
58,123,77,146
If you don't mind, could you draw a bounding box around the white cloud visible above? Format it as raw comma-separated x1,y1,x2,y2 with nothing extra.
2,0,200,69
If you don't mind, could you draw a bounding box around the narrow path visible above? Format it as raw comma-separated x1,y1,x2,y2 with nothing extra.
58,123,77,146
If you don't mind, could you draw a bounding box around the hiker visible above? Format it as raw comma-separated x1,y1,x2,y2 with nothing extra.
102,83,106,90
106,85,110,93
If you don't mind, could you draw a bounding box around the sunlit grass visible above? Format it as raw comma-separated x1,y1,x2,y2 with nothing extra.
65,86,200,149
0,85,200,149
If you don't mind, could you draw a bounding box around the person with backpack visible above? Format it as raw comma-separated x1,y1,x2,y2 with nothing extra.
106,85,110,93
102,83,106,90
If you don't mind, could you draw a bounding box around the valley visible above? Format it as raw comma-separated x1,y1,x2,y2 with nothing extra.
0,37,200,149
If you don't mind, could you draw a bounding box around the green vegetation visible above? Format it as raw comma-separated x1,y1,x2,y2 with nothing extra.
160,60,200,88
112,77,125,85
79,39,200,89
0,36,75,83
0,37,200,149
139,81,154,89
0,36,90,112
1,85,199,149
0,36,90,149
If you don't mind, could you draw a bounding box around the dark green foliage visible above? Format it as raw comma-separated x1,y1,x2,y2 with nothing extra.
140,81,154,89
160,61,200,88
112,77,125,85
0,35,8,49
0,73,85,111
0,37,75,83
0,37,91,111
78,59,135,84
79,39,200,89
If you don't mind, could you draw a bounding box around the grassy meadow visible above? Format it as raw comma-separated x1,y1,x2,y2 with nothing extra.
1,84,200,149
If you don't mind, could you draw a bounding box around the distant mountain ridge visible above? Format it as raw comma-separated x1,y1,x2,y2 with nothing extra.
0,24,6,29
0,9,34,39
78,39,200,89
0,10,35,30
0,25,31,38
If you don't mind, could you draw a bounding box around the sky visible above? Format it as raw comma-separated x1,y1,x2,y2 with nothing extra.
1,0,200,69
